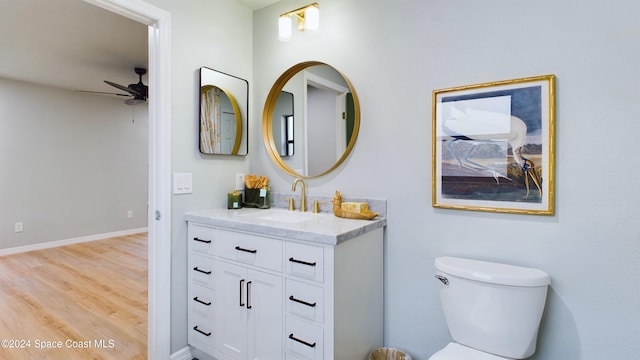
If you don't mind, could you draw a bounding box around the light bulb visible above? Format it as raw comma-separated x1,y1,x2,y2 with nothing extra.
304,6,319,31
279,15,292,40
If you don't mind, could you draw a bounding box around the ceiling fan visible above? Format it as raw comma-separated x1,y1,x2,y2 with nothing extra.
79,67,148,105
103,67,148,105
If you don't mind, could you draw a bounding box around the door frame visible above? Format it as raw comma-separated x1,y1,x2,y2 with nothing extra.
84,0,172,358
304,72,349,174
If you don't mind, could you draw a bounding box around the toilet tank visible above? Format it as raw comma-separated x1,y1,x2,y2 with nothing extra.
434,257,550,359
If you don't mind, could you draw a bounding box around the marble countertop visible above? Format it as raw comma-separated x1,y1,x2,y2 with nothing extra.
185,207,386,245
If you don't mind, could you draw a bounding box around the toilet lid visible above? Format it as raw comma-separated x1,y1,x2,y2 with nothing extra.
429,343,509,360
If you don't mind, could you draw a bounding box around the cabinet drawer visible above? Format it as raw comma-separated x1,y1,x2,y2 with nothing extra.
286,242,324,283
286,279,324,324
217,230,282,272
190,253,215,288
189,283,215,318
286,316,323,360
188,224,216,255
188,312,215,354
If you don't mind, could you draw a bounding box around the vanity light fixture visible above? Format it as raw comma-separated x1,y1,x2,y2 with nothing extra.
278,2,319,41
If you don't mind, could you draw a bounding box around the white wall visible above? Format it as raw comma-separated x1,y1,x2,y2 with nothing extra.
253,0,640,359
0,78,148,249
141,0,253,353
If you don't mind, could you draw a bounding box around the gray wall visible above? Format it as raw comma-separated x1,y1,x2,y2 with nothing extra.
0,78,148,249
252,0,640,359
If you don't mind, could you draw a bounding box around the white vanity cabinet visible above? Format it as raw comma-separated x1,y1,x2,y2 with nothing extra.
213,229,283,360
187,210,384,360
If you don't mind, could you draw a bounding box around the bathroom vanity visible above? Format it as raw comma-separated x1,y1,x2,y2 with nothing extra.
185,207,385,360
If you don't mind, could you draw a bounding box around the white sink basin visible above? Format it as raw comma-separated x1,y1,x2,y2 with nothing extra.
239,209,322,224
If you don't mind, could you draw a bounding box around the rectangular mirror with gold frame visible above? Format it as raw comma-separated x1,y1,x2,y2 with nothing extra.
199,67,248,155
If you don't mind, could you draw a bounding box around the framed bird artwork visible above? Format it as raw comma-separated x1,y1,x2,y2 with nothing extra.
432,75,555,215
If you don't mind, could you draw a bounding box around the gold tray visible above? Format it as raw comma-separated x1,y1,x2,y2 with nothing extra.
331,190,379,220
333,209,379,220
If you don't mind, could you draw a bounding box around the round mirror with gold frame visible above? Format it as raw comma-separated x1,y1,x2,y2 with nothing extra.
262,61,360,178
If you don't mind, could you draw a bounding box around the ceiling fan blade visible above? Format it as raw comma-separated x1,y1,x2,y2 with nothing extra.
104,80,141,96
76,90,131,97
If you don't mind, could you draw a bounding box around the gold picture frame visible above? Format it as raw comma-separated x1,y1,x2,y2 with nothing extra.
432,75,555,215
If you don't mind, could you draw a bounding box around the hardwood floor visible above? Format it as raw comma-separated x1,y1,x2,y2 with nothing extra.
0,233,147,360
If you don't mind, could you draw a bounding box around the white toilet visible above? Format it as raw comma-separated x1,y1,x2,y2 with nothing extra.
430,256,550,360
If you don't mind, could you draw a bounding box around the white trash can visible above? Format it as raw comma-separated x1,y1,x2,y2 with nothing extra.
369,347,412,360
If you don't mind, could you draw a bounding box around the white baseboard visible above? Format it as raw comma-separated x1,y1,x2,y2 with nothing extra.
171,346,194,360
0,227,148,257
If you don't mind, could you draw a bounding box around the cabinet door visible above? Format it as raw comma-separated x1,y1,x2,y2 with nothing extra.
215,261,248,360
247,269,283,360
215,261,284,360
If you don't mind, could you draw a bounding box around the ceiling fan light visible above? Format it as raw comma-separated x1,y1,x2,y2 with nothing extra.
125,97,146,105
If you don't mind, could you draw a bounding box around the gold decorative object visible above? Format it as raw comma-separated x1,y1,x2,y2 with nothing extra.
331,191,378,220
244,175,269,189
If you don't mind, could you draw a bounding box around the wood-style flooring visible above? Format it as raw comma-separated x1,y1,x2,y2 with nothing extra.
0,233,147,360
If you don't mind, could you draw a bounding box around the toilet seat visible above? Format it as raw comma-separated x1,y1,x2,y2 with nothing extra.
429,343,510,360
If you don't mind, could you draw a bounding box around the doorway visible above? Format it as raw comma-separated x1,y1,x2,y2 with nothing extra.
83,0,171,358
0,0,170,357
304,72,349,176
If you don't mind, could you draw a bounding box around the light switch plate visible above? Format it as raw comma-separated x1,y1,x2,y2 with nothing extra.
173,173,193,194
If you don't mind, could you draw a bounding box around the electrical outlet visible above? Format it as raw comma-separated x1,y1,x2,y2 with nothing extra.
14,222,23,233
127,210,133,219
235,173,245,190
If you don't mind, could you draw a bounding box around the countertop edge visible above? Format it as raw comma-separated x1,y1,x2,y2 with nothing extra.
185,209,386,246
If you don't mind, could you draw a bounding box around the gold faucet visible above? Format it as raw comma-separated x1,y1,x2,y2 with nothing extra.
292,178,307,212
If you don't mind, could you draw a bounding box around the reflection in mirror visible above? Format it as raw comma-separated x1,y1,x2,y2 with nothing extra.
273,91,294,157
263,62,359,178
199,67,248,155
